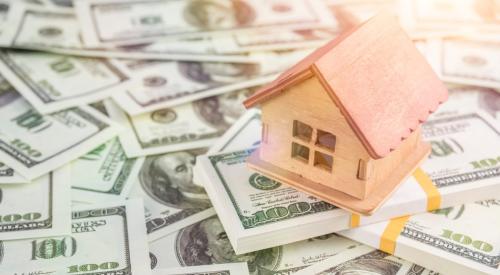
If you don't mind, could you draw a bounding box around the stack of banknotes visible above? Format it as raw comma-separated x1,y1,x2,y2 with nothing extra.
0,0,499,274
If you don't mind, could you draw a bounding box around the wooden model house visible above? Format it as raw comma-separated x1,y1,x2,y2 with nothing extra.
243,13,448,215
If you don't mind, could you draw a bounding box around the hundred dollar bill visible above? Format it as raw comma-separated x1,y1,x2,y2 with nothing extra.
0,161,29,184
107,87,256,157
340,200,500,275
0,165,70,240
0,199,152,274
400,0,500,34
0,50,129,114
195,109,500,253
154,263,250,275
75,0,336,47
435,85,500,120
295,244,435,275
70,137,145,203
149,215,359,275
0,75,121,180
111,49,309,115
428,38,500,91
0,6,272,63
127,149,215,241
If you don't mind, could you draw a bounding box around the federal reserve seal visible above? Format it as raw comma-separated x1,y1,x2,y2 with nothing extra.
249,173,281,191
151,109,177,124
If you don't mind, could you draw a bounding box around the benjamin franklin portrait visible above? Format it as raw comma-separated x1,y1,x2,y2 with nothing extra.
176,217,280,275
193,87,257,130
183,0,256,29
139,151,211,210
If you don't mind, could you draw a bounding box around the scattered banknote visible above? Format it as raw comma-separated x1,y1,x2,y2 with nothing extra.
428,38,500,90
0,74,121,179
0,165,70,240
110,50,310,115
340,199,500,275
400,0,500,34
75,0,337,47
0,199,151,274
148,215,359,274
294,244,435,275
108,88,257,157
0,50,130,113
70,137,145,203
0,4,290,63
195,108,500,253
440,85,500,120
0,161,29,184
153,263,250,275
127,149,215,240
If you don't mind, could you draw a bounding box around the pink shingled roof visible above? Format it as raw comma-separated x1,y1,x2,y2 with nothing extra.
244,13,448,159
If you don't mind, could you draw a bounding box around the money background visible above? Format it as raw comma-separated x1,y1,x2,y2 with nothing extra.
0,0,499,274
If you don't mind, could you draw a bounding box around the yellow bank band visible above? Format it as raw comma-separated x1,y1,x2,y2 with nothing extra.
379,215,410,254
350,168,439,229
350,214,360,228
413,168,441,211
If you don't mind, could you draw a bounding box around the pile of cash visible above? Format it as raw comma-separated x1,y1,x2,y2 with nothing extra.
0,0,499,274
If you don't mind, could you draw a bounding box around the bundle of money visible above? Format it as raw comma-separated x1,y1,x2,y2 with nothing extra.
340,200,500,275
195,101,500,253
0,0,499,274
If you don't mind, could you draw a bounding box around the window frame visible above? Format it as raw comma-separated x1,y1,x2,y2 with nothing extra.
291,120,336,172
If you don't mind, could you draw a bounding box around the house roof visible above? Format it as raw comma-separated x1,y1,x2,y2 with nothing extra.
244,12,448,159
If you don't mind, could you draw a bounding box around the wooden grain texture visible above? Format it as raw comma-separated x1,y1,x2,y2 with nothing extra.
260,76,370,199
248,140,430,215
314,14,447,159
243,12,448,160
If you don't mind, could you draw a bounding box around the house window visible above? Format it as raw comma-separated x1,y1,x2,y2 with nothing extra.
291,120,336,172
293,120,313,141
291,142,310,163
316,129,336,151
314,151,333,170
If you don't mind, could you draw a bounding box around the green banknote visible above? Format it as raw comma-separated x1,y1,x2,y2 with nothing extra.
0,199,151,275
